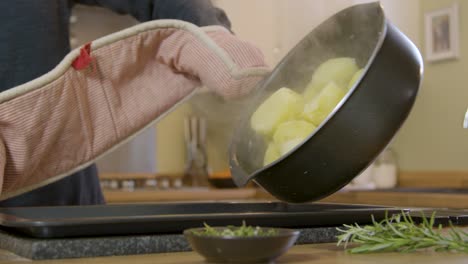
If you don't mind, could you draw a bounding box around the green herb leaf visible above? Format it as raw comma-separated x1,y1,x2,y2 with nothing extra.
193,221,279,237
336,211,468,254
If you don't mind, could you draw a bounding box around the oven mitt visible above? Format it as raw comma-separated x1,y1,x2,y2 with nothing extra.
0,20,269,200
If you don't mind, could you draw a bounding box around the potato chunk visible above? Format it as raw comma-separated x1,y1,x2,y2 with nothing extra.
273,120,316,145
254,57,360,167
302,82,346,126
279,138,304,155
347,68,364,90
303,57,358,101
263,142,281,166
250,88,304,136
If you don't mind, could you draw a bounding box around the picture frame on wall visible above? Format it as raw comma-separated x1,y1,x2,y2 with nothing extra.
424,3,460,62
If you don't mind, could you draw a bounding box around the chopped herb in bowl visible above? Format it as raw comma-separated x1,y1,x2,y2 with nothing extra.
184,222,299,263
192,221,279,237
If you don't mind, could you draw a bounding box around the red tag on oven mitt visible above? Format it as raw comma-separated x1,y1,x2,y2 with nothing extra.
0,20,269,200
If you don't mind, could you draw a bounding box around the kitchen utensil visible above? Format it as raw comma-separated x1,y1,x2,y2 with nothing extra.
351,164,376,189
373,148,398,189
184,227,299,263
183,116,210,187
229,2,423,202
463,107,468,128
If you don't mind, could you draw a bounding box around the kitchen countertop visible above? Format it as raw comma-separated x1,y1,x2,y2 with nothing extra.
254,188,468,209
1,243,467,263
103,188,257,203
101,170,468,207
103,187,468,209
320,189,468,209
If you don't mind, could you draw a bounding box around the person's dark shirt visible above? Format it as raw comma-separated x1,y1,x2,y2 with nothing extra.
0,0,230,206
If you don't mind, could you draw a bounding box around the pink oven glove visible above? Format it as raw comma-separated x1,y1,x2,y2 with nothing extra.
0,20,269,200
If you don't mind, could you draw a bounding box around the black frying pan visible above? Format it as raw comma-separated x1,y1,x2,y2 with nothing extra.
229,2,423,203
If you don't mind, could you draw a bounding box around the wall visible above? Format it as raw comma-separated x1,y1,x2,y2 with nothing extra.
225,0,421,66
391,0,468,171
354,0,420,46
276,0,360,59
155,102,193,174
214,0,282,66
214,0,361,65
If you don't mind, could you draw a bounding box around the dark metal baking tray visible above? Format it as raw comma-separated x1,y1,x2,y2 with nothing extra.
0,202,416,238
410,209,468,226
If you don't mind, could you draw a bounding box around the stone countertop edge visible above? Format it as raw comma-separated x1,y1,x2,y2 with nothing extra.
0,227,339,260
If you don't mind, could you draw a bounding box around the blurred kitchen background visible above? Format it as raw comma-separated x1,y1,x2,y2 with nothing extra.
70,0,468,207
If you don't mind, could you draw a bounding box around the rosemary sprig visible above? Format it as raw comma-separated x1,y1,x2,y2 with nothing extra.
336,211,468,253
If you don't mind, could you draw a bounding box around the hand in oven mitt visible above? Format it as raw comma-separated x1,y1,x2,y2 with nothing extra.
0,20,269,199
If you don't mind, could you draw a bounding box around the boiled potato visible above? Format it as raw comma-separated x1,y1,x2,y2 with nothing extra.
255,57,359,167
303,57,359,101
279,138,304,156
263,142,281,166
263,121,315,165
302,82,346,126
347,68,364,90
302,82,323,103
273,120,316,145
250,87,304,136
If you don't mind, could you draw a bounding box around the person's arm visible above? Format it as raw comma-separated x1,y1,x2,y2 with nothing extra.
75,0,231,29
0,19,268,200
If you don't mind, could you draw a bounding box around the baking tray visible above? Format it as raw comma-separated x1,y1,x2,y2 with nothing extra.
0,202,422,238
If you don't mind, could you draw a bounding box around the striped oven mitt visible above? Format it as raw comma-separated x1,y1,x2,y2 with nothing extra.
0,20,269,200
